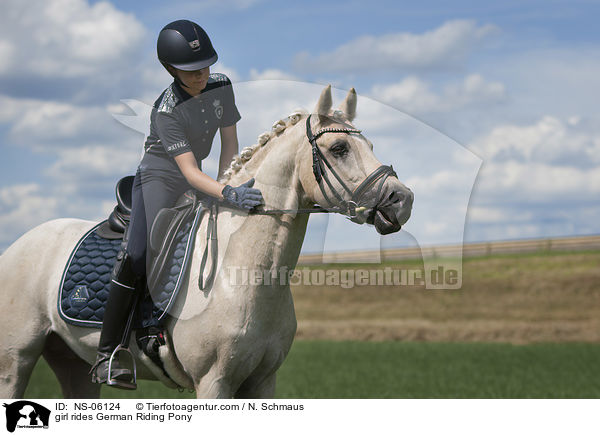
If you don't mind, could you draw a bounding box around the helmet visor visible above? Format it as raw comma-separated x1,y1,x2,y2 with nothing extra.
168,53,218,71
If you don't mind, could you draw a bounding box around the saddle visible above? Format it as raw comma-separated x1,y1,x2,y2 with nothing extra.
109,175,133,232
95,175,134,239
60,174,220,326
94,175,209,290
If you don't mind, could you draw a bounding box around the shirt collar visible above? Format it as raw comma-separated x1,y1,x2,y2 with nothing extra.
172,79,194,102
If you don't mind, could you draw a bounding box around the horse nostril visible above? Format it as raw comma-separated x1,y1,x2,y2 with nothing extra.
388,191,404,204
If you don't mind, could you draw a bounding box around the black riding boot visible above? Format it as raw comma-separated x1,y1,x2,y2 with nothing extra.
90,257,138,389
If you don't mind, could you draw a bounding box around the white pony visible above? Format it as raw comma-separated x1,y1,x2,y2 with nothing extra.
0,86,413,398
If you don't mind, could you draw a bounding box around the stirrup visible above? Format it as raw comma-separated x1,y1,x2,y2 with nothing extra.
107,345,137,390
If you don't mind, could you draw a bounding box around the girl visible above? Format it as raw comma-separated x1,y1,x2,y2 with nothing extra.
91,19,263,389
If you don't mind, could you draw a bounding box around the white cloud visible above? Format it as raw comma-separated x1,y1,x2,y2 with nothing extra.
484,47,600,119
468,206,533,224
0,0,148,249
371,74,506,114
0,0,145,78
215,63,242,83
405,167,481,199
0,94,136,151
446,74,506,106
45,145,140,181
372,77,439,113
293,20,497,73
470,116,600,166
462,115,600,241
0,41,15,73
0,184,59,247
249,69,298,81
477,161,600,200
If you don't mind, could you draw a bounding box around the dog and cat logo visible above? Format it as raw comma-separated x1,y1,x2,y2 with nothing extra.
2,401,50,432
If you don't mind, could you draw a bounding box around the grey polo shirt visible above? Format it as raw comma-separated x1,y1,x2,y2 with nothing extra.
140,73,241,176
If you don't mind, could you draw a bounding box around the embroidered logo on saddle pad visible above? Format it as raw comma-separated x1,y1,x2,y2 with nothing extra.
70,285,89,306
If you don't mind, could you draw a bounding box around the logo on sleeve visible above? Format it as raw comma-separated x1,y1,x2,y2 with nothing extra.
167,141,189,153
213,99,223,120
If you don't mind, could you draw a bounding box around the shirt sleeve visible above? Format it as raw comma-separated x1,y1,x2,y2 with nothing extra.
153,110,192,157
219,77,242,128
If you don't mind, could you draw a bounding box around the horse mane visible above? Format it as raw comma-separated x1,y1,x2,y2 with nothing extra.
218,109,308,183
218,108,354,183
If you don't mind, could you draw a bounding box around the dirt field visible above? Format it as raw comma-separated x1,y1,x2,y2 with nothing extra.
291,251,600,343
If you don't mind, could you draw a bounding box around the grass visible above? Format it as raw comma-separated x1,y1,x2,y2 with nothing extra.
25,340,600,399
276,341,600,398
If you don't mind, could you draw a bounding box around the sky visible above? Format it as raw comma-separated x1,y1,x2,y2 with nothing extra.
0,0,599,254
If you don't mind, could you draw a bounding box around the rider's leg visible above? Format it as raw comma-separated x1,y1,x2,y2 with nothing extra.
90,253,138,388
91,171,147,389
90,169,190,388
137,169,191,274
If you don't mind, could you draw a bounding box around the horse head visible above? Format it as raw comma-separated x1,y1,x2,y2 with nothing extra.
221,84,413,235
296,85,413,234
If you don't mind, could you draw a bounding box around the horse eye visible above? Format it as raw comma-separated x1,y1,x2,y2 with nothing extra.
329,140,349,158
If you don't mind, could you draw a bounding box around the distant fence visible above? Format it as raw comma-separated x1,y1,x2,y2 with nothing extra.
297,235,600,264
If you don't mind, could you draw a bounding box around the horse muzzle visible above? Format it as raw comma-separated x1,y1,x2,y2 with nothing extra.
366,186,414,235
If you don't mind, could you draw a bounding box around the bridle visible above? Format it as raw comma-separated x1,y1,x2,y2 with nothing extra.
247,114,398,218
306,114,397,217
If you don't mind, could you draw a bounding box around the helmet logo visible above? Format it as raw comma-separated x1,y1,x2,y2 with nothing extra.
213,99,223,119
189,39,200,49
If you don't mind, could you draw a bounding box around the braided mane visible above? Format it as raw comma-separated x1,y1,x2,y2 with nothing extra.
218,108,354,183
218,109,308,183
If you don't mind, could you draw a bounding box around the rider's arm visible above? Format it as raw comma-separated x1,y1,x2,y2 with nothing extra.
173,123,239,199
218,123,239,180
174,152,226,199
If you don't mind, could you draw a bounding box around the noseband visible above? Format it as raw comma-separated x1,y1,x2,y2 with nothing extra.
244,114,397,217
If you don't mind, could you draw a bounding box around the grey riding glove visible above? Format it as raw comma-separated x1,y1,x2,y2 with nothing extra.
221,178,264,210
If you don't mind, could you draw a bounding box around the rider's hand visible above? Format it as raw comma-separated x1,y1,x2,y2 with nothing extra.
221,178,263,210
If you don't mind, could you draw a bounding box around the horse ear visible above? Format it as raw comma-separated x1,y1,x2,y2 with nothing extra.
314,84,332,116
338,87,357,121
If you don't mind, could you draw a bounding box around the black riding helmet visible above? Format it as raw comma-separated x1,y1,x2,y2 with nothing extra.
157,20,218,71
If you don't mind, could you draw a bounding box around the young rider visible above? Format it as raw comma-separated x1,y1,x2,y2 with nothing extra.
90,19,263,389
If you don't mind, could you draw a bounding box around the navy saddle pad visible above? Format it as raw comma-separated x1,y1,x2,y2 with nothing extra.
58,207,204,329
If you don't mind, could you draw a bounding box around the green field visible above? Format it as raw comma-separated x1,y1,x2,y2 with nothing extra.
25,341,600,399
